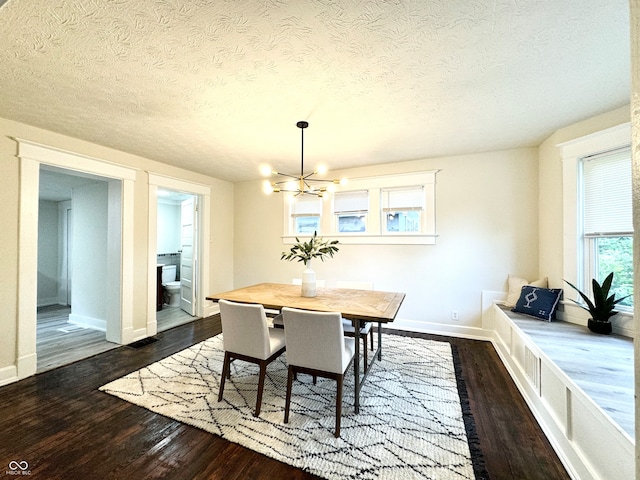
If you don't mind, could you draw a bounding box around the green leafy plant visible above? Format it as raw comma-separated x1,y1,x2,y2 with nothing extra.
281,231,339,265
564,272,631,322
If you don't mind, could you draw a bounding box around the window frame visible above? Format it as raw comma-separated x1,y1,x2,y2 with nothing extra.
282,170,438,245
579,147,633,311
559,123,632,315
333,189,369,234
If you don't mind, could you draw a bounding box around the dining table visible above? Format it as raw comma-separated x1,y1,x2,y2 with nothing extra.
206,282,405,413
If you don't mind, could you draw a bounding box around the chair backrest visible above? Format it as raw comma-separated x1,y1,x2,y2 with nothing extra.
336,280,374,290
281,307,347,374
292,278,325,287
219,299,271,359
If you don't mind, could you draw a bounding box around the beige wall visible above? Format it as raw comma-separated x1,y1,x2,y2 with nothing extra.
538,105,631,289
0,103,632,380
235,147,539,334
0,117,234,379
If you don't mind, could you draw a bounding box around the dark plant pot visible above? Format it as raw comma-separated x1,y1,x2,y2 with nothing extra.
587,319,612,335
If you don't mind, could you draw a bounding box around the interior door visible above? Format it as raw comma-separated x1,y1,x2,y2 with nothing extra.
180,197,197,315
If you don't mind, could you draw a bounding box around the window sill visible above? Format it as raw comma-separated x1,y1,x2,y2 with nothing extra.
282,234,437,245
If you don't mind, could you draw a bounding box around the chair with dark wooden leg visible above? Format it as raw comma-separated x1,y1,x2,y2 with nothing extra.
336,281,375,369
281,307,355,437
217,299,286,417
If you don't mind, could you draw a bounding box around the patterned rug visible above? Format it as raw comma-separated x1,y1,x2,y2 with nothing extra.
100,334,489,480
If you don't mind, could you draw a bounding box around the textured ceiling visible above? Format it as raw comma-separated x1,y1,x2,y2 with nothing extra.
0,0,630,183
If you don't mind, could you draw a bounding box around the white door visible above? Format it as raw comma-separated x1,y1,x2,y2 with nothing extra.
180,197,197,315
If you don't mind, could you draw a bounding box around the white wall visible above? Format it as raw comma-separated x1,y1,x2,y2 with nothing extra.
157,201,181,254
37,200,59,306
0,115,235,383
538,105,631,288
69,181,109,329
537,105,631,335
234,147,539,336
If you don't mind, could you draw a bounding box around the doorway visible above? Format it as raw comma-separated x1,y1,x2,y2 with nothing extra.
16,139,137,381
156,188,198,331
148,174,212,336
36,165,121,372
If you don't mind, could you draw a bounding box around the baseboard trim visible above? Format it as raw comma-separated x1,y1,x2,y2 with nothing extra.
202,300,219,318
0,365,18,387
385,319,493,342
69,314,106,332
17,353,37,379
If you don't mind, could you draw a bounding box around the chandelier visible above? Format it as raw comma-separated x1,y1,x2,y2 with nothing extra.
262,121,344,197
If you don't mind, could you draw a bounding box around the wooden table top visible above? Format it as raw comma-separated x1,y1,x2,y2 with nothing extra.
206,282,405,323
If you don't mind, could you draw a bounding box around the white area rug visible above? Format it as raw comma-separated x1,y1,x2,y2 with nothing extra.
100,334,488,480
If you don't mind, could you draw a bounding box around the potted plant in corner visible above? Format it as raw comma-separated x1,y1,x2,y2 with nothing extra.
281,231,339,297
564,272,631,334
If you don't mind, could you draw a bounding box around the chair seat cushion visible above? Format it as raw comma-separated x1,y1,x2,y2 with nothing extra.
342,337,356,371
272,313,284,327
341,319,371,335
267,327,286,354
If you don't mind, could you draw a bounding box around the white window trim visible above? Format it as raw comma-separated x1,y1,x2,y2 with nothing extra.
282,170,438,245
558,122,631,318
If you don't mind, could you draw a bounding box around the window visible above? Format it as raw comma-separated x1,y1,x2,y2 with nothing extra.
581,147,633,308
291,195,322,234
381,186,423,233
283,170,438,245
333,190,368,233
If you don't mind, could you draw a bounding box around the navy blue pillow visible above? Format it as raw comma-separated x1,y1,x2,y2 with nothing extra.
512,286,563,322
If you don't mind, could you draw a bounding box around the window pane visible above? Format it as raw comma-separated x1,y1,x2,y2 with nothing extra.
385,211,421,232
295,216,319,234
594,236,633,308
334,190,368,213
583,148,632,235
338,214,366,233
382,186,424,209
292,196,322,215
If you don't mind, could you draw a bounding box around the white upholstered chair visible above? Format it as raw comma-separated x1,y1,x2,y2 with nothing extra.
291,278,325,286
281,307,355,438
217,299,286,417
336,281,375,368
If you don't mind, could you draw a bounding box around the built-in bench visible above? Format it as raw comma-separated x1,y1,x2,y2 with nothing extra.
483,299,634,480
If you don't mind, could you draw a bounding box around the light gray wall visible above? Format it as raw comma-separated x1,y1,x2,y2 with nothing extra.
157,202,181,254
37,200,59,306
71,182,108,326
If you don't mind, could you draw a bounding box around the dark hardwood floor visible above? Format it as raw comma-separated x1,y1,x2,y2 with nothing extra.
0,315,569,480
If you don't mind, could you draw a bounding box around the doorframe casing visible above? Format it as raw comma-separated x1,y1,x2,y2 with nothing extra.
147,173,211,336
15,139,137,381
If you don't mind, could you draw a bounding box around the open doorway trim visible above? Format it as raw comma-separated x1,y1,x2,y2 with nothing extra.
147,173,211,336
15,139,137,381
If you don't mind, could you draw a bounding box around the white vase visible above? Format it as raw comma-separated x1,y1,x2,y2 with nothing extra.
301,260,317,297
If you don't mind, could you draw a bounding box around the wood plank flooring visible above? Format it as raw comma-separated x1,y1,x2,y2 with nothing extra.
36,305,197,373
2,315,570,480
36,305,118,373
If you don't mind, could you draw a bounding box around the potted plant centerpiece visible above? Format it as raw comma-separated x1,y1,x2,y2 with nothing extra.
564,272,631,334
281,231,339,297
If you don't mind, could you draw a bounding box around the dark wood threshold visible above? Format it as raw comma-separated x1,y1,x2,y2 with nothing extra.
0,316,569,480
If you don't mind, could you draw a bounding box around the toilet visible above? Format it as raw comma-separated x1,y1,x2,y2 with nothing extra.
161,264,181,307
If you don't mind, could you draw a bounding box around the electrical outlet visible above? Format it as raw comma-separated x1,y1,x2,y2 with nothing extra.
451,310,459,321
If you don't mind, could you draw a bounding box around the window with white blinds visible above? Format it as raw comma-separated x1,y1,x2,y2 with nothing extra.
582,148,632,236
291,195,322,234
381,186,424,233
333,190,368,233
282,170,438,244
580,146,633,309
